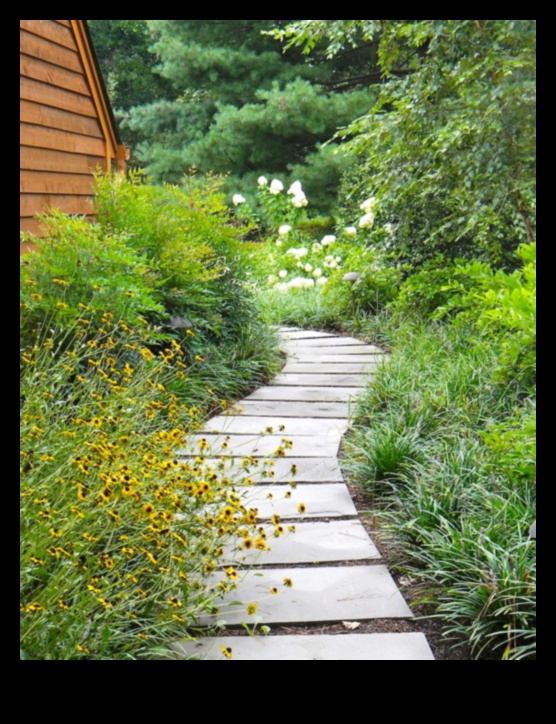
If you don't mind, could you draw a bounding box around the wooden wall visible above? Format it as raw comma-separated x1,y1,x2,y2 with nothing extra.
20,20,124,237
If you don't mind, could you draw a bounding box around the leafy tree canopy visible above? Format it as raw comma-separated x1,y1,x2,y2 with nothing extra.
279,20,536,267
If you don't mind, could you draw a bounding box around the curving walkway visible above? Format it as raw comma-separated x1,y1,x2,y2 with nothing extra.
171,328,434,660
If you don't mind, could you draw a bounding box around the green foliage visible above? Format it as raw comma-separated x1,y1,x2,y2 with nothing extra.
20,212,165,355
281,20,536,267
94,171,254,342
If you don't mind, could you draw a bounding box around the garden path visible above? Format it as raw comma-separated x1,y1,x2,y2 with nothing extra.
171,328,435,660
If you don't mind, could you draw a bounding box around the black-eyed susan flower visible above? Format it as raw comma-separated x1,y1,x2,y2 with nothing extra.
225,567,239,581
26,602,45,613
246,603,258,616
167,597,182,608
270,587,279,595
297,503,306,514
283,577,293,588
220,646,233,659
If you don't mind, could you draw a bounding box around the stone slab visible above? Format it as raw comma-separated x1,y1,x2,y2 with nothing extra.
170,633,435,660
178,434,340,458
229,400,350,418
225,520,379,565
240,483,357,518
281,363,374,374
281,330,337,339
283,344,385,355
271,373,368,388
285,354,385,364
196,456,344,483
201,416,349,436
280,336,368,348
246,386,362,403
201,565,413,625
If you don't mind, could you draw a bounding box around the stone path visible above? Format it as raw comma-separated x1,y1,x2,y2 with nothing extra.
171,328,434,660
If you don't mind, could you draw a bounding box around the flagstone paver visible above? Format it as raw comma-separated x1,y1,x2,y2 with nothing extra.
246,386,362,402
283,344,385,355
229,400,350,417
284,354,385,364
199,565,412,625
175,328,433,660
179,433,340,458
198,456,345,482
224,520,380,565
171,633,434,660
280,336,370,347
281,330,337,339
281,362,379,374
239,483,358,518
271,373,368,387
201,415,349,436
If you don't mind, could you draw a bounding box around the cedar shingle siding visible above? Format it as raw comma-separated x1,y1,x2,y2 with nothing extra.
20,20,127,238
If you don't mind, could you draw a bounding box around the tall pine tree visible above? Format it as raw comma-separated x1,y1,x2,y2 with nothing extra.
118,20,379,213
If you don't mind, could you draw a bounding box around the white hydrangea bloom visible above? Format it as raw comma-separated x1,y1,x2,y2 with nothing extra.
269,179,284,194
321,235,336,247
325,255,334,262
278,224,292,235
304,263,313,272
275,239,282,247
287,277,314,288
328,260,338,269
311,242,322,253
268,274,278,285
359,212,375,229
359,197,378,213
232,194,246,205
345,226,357,236
291,193,308,208
383,223,395,235
287,180,303,196
297,261,304,268
275,282,288,291
258,176,268,186
285,247,308,259
316,276,328,286
313,268,322,278
279,270,288,278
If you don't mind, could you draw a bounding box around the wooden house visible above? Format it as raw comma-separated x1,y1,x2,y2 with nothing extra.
20,20,128,244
